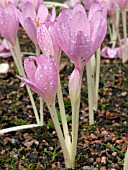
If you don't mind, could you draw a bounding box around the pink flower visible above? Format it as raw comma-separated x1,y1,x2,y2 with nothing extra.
18,0,43,11
101,46,122,59
0,2,19,45
101,0,117,17
0,0,19,7
18,2,56,49
0,38,12,58
117,0,128,10
18,55,58,105
55,3,107,72
68,68,82,103
37,23,61,64
84,0,97,10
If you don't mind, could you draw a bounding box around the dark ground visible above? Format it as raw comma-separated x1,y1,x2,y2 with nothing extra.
0,27,128,170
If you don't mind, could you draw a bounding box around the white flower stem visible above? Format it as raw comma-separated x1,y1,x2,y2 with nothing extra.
111,16,123,57
71,96,80,169
44,1,69,8
39,96,44,126
36,45,44,126
123,147,128,170
107,20,113,41
122,9,128,63
57,75,71,152
7,39,40,125
47,104,71,168
93,48,100,111
86,60,94,125
0,124,39,134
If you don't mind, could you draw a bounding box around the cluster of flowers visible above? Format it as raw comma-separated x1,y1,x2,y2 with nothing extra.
3,0,128,169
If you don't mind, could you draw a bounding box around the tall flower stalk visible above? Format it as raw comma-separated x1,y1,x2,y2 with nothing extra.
0,2,40,127
117,0,128,63
55,2,107,166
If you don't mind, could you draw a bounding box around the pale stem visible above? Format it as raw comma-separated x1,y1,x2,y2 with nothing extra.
71,96,81,169
7,39,40,125
122,9,128,63
44,1,69,8
111,19,117,48
35,45,40,57
22,52,36,56
93,48,100,111
111,16,123,56
123,147,128,170
116,8,120,30
39,96,44,126
112,8,120,48
86,60,94,125
107,20,113,41
0,124,39,134
47,104,71,168
36,45,44,126
57,75,71,152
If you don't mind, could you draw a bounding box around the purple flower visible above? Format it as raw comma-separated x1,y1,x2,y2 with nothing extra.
84,0,97,10
18,0,43,12
68,68,82,103
18,2,56,49
18,55,58,105
0,38,12,58
101,0,117,17
101,46,122,59
0,2,19,45
37,23,61,63
55,3,107,72
0,0,18,7
117,0,128,10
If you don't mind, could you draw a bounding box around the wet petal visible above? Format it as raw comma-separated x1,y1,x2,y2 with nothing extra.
35,55,58,104
23,17,37,46
37,24,54,57
37,4,49,24
24,56,37,81
89,3,107,53
18,76,44,98
21,2,36,20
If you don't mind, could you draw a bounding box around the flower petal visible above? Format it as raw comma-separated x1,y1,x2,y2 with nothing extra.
35,55,58,104
24,56,37,81
37,24,54,57
18,76,44,98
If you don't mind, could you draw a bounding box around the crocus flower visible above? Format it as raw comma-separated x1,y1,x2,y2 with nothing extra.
0,0,19,6
101,46,122,59
18,55,58,105
55,3,107,72
37,23,61,64
0,2,19,45
18,2,56,50
117,0,128,10
18,0,43,11
101,0,117,17
84,0,97,10
68,68,82,103
0,39,12,58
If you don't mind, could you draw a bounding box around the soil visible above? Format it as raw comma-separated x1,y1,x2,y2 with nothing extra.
0,27,128,170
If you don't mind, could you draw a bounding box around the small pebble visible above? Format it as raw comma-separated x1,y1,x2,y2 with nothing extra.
100,167,106,170
96,157,101,163
0,63,9,74
101,156,107,164
83,166,91,170
121,92,127,97
29,153,38,159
